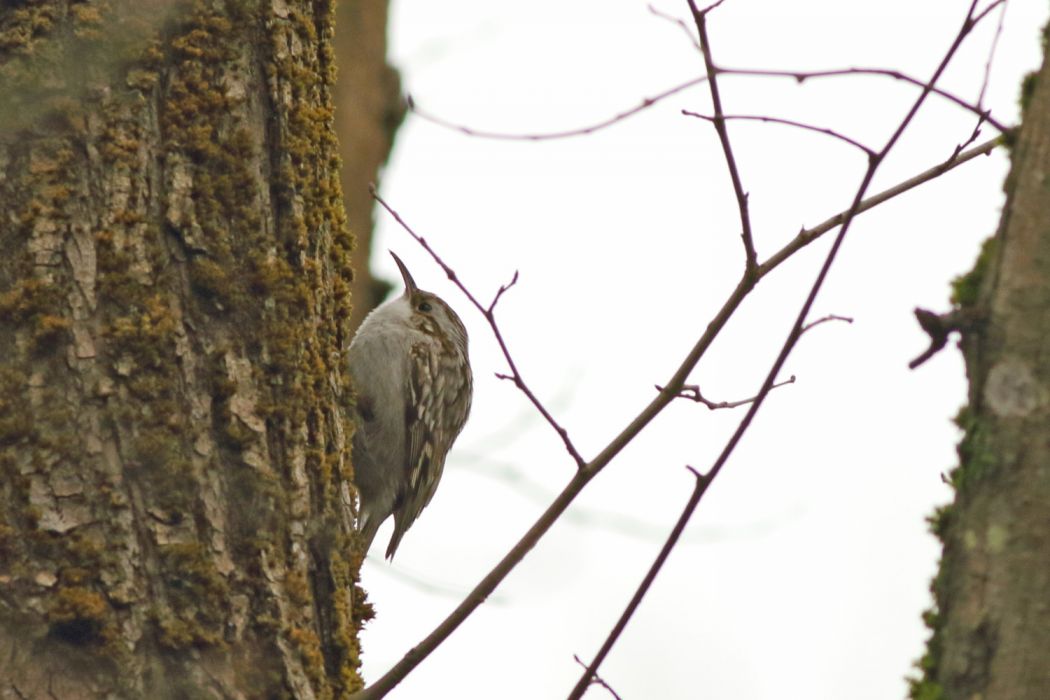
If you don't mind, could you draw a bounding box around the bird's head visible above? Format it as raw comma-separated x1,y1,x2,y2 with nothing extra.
390,251,469,353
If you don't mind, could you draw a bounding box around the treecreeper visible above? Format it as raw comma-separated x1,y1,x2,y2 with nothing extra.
347,251,473,559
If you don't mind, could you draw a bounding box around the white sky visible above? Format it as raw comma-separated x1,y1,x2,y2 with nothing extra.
358,1,1048,698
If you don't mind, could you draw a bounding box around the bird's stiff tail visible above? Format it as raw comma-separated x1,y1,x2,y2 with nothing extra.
357,508,382,559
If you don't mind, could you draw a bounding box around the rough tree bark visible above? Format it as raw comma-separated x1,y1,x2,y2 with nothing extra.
911,30,1050,700
0,0,380,696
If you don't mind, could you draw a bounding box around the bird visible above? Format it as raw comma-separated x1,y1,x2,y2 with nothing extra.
347,251,473,560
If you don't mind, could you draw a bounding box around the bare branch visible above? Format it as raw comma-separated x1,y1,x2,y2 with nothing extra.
487,270,519,315
681,110,876,156
970,0,1008,29
801,314,855,334
647,4,701,51
370,185,586,468
759,137,1000,278
408,77,707,141
569,2,993,692
572,655,623,700
665,324,852,417
976,0,1008,109
409,12,1011,149
688,0,758,271
355,136,1002,700
698,0,727,13
409,63,1011,146
952,114,989,161
355,5,1003,696
658,375,796,410
567,467,709,700
719,65,1011,134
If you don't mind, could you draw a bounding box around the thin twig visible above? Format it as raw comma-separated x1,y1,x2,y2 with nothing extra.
719,65,1011,134
952,114,989,160
659,375,796,410
572,655,623,700
955,0,1009,160
408,62,1010,146
408,77,707,141
568,2,990,696
487,270,519,314
976,0,1008,108
801,314,854,334
647,4,701,51
970,0,1009,34
689,0,758,270
370,185,585,468
682,110,875,156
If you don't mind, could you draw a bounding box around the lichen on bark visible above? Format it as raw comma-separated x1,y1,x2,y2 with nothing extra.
0,0,369,696
910,39,1050,700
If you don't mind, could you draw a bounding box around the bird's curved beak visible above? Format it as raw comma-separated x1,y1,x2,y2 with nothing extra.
389,251,418,296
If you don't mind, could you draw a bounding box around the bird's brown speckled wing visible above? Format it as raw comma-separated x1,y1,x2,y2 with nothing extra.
386,339,472,558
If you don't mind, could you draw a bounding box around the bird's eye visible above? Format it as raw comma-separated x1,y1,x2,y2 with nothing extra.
418,301,432,312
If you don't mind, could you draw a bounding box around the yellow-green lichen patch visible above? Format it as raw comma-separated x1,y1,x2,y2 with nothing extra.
0,117,100,623
0,2,59,56
94,228,140,304
0,277,73,355
132,428,194,516
950,236,996,309
98,111,144,167
23,527,107,589
263,0,355,466
0,369,32,446
285,568,311,608
187,257,233,304
104,294,179,376
160,4,264,321
0,517,15,563
209,364,259,451
32,314,72,353
70,2,104,40
154,542,229,650
260,0,362,687
330,551,366,691
288,625,328,695
907,609,946,700
907,504,952,700
949,404,997,492
47,585,117,647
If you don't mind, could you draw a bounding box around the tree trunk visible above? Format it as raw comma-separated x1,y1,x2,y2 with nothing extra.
333,0,402,333
0,0,374,696
912,38,1050,700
